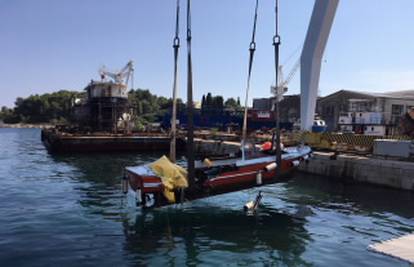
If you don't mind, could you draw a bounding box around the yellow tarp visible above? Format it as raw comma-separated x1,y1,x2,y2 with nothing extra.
149,155,188,203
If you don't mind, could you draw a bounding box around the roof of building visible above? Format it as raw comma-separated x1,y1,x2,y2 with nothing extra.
373,90,414,99
321,89,414,101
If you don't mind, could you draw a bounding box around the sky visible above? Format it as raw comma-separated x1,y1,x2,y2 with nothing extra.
1,0,414,107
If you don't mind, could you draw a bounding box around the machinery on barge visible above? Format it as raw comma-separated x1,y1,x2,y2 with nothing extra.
73,60,134,133
40,61,178,153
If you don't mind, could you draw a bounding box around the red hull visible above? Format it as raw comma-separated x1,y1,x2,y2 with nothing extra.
204,159,294,191
124,155,307,208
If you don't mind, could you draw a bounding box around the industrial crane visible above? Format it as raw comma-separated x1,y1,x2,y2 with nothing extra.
280,59,300,91
271,58,300,102
99,60,134,89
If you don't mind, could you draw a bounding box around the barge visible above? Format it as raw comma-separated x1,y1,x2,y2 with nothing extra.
41,130,185,153
41,61,181,153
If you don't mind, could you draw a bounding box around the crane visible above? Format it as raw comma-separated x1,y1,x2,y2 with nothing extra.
99,60,134,89
271,57,300,101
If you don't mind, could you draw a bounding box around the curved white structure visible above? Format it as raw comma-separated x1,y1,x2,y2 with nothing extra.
300,0,339,130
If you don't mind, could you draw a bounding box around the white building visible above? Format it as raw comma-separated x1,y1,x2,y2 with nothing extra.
319,90,414,135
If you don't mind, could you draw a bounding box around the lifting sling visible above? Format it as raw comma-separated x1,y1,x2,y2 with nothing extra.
241,0,260,161
169,0,181,163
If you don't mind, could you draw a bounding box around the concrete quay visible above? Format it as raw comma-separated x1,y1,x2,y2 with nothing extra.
299,152,414,191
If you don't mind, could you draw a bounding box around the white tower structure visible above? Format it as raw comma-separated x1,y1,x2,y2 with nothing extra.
300,0,339,130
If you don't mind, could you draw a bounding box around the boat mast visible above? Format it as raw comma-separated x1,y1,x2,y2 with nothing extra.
241,0,259,161
273,0,282,172
186,0,195,187
170,0,180,163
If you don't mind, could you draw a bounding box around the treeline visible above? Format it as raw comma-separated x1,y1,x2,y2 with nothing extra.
201,92,241,115
0,89,242,125
0,90,84,124
127,89,186,127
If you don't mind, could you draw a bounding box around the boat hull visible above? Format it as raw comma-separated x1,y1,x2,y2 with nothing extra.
124,146,311,208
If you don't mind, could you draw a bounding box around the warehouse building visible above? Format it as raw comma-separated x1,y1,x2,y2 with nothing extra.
318,90,414,134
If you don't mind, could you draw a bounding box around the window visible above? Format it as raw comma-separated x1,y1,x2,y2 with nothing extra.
391,104,404,116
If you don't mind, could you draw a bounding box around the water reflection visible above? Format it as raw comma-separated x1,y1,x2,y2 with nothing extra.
51,152,158,185
285,174,414,220
49,152,157,219
121,206,311,266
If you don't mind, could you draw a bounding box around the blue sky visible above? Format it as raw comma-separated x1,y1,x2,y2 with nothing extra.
1,0,414,107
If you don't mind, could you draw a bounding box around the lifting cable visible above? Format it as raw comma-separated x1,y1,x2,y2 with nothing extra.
241,0,260,161
273,0,282,171
170,0,180,163
186,0,195,186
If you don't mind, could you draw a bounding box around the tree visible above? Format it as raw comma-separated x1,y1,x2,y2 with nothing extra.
213,96,224,114
206,93,213,109
224,98,238,109
201,95,206,115
2,90,82,124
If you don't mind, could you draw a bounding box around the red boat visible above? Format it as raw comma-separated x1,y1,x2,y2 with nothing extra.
122,0,309,209
123,145,312,208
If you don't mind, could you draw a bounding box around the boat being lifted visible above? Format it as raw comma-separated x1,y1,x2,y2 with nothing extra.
123,144,312,208
122,0,310,209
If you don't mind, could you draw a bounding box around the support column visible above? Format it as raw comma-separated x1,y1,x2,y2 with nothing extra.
301,0,339,131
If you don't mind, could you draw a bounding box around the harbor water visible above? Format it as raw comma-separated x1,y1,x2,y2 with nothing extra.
1,128,413,266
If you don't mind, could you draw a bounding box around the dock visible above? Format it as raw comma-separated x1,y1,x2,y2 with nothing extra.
369,233,414,264
299,151,414,191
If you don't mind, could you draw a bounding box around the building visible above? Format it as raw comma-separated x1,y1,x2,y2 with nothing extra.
74,81,131,132
252,95,301,123
318,90,414,134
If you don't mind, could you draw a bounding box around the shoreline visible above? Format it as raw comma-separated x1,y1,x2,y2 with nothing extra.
0,122,54,129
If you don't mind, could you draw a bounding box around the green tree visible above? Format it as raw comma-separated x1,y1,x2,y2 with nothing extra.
224,97,236,109
206,93,213,110
201,95,206,115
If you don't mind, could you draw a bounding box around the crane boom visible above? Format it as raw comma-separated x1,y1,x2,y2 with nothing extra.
99,60,134,89
277,58,300,90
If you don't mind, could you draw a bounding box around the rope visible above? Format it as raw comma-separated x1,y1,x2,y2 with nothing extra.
170,0,180,163
241,0,259,161
186,0,195,186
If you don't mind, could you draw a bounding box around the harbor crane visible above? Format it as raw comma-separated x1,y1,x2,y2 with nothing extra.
279,59,300,92
272,59,300,101
99,60,135,89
